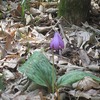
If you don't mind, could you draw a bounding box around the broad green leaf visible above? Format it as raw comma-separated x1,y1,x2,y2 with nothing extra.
18,51,56,92
57,70,100,88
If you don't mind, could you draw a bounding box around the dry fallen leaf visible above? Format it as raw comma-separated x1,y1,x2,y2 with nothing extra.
3,58,18,69
18,26,30,34
87,64,100,71
34,26,52,33
69,90,91,99
72,76,100,91
39,4,46,12
25,14,32,25
0,0,100,100
30,7,41,16
79,49,91,66
5,30,16,52
3,69,15,81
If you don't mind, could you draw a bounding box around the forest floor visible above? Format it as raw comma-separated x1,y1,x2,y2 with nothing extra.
0,0,100,100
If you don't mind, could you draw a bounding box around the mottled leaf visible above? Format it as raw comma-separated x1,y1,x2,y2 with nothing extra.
18,51,56,92
57,70,100,87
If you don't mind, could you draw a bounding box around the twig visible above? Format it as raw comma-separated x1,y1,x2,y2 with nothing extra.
57,64,85,70
0,60,17,64
58,22,69,43
45,16,63,37
36,17,63,46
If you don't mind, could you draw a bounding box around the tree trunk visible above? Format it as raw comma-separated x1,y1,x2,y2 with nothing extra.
58,0,91,25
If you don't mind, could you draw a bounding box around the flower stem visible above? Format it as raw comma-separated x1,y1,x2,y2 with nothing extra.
55,85,60,100
52,49,55,93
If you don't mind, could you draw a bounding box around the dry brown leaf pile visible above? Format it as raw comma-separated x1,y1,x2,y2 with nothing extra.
0,0,100,100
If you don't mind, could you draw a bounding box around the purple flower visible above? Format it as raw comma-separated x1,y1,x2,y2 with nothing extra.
50,32,64,50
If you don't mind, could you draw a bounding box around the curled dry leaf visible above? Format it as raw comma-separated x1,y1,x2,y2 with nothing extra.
49,13,53,20
10,22,24,28
34,26,52,33
77,31,92,48
69,89,100,99
18,26,30,34
1,93,13,100
87,48,95,57
82,22,100,35
57,58,68,65
40,2,58,8
58,63,84,73
5,31,15,52
0,4,7,11
69,30,92,49
0,46,7,59
46,8,58,13
77,31,92,42
86,89,99,96
18,46,27,56
13,95,27,100
69,90,91,99
3,69,15,81
12,76,30,92
87,64,100,71
77,36,83,47
31,29,40,37
25,14,32,25
94,49,99,59
26,90,41,100
39,5,46,12
10,3,22,17
3,58,18,69
9,1,18,11
19,36,36,45
72,76,100,91
79,49,91,66
0,20,8,31
14,30,22,40
30,7,41,16
12,91,41,100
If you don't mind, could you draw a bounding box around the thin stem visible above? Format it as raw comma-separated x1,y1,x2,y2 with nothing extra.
52,49,55,93
52,50,61,100
55,84,60,100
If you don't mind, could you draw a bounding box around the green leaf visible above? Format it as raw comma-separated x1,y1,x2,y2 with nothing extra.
18,51,56,92
57,70,100,88
21,0,26,5
21,0,30,18
0,74,5,91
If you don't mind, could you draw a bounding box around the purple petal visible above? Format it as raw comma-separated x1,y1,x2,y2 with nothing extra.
50,36,59,50
50,32,64,50
57,33,64,49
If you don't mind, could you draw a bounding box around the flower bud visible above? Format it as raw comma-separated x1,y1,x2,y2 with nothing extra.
50,32,64,50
